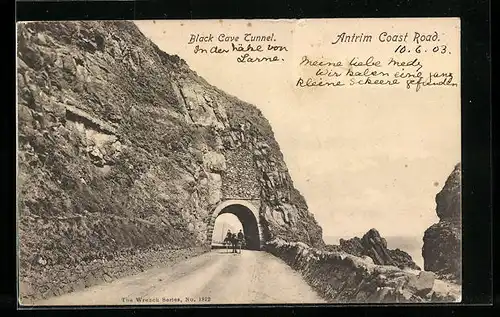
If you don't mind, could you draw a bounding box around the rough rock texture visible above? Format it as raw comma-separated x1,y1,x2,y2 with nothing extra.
423,163,461,282
324,229,420,270
17,21,324,300
19,245,207,304
266,239,461,303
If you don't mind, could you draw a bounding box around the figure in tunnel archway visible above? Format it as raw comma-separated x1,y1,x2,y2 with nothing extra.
210,201,262,252
235,229,245,254
230,233,237,254
224,230,233,253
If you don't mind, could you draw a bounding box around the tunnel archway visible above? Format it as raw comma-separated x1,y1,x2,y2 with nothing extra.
208,200,262,250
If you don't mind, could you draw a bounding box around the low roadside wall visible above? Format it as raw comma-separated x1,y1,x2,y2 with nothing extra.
19,245,208,305
264,238,460,303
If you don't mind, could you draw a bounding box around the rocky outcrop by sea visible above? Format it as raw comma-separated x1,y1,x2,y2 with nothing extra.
266,238,461,303
422,163,461,282
324,229,421,270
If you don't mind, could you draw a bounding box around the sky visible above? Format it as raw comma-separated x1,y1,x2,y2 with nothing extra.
134,19,461,243
212,214,243,243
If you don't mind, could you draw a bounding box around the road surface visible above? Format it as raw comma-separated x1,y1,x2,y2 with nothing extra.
32,250,326,305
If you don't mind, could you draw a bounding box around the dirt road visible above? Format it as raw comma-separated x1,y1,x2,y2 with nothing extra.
32,250,326,305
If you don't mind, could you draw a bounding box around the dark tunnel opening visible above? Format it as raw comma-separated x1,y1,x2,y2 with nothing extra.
211,204,261,251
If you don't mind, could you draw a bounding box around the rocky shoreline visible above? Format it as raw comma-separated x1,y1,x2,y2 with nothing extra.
265,163,462,303
324,228,421,270
265,238,460,303
423,163,461,283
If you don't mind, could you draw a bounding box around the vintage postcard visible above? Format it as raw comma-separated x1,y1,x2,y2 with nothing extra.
16,18,461,306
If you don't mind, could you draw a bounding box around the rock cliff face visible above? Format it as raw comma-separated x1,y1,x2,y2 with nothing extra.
324,229,420,270
265,239,460,303
17,20,323,301
422,163,461,282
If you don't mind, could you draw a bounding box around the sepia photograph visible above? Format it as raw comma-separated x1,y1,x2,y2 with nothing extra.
16,18,461,306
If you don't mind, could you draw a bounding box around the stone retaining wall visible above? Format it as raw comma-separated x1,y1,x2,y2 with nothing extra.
264,238,460,303
19,244,208,305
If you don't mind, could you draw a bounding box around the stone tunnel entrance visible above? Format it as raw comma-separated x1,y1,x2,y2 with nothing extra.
207,200,263,250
